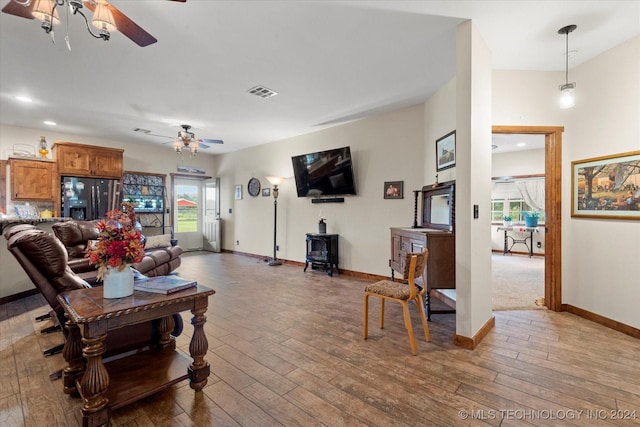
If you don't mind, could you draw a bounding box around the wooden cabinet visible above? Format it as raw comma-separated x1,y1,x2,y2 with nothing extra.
53,142,123,178
390,227,455,289
9,158,55,200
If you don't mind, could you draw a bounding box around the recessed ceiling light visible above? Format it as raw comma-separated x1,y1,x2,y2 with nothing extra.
15,95,33,103
517,142,526,147
44,121,56,126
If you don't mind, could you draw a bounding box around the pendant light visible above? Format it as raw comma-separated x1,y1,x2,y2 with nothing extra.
558,25,577,109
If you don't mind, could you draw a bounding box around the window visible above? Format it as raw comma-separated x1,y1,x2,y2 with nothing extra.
491,200,504,221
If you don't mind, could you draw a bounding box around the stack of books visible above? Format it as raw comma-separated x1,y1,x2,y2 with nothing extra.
134,275,197,295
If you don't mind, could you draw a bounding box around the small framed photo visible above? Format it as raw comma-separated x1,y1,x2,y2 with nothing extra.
384,181,403,199
262,188,271,197
234,185,242,200
571,150,640,220
436,130,456,171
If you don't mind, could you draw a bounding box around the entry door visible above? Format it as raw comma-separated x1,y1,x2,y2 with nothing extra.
173,177,203,251
203,178,221,252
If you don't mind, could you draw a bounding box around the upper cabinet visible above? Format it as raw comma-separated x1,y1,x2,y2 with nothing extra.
53,142,123,178
9,158,55,200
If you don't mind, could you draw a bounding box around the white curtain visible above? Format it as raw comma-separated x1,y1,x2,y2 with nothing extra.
515,179,545,211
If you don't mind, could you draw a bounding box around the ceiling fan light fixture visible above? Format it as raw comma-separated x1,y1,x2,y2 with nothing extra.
92,2,117,34
32,0,60,27
558,24,577,109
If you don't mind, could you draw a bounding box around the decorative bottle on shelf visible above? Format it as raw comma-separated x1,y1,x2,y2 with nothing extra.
318,218,327,234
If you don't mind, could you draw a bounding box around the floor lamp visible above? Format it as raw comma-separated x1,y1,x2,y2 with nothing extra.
265,176,284,266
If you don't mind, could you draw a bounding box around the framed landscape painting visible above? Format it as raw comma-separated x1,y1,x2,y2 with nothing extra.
436,130,456,171
571,150,640,220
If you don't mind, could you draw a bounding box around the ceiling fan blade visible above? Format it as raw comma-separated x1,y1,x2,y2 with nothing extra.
169,0,187,2
200,139,224,144
83,1,157,47
199,143,210,149
2,0,36,19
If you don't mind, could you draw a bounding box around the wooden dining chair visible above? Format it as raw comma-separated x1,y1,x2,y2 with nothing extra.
363,250,430,355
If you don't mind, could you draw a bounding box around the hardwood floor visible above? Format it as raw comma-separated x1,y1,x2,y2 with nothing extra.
1,251,639,426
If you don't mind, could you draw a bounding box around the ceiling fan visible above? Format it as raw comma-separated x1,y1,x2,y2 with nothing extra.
136,124,223,155
1,0,186,47
176,124,223,147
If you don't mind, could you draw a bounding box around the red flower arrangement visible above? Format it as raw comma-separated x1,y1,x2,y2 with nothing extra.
86,201,145,280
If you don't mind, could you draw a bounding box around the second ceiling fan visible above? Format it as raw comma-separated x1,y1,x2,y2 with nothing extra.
1,0,186,47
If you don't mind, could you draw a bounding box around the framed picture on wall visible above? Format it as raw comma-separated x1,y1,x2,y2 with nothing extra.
571,150,640,220
384,181,403,199
436,130,456,171
262,188,271,197
234,185,242,200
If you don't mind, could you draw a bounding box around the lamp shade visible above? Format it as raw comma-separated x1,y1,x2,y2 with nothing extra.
559,85,575,109
266,176,284,186
92,3,117,32
32,0,60,25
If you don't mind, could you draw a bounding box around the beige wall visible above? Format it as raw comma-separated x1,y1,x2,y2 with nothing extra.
215,104,426,276
454,21,494,338
493,36,640,329
562,35,640,328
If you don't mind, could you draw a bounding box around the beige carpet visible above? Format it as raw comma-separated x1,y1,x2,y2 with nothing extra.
492,253,545,310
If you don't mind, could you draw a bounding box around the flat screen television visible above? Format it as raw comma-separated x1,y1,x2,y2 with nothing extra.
291,146,356,197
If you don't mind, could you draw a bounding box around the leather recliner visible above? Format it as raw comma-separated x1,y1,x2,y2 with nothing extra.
52,220,183,284
4,225,183,359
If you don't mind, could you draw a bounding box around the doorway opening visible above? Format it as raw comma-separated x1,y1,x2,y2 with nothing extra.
492,126,564,312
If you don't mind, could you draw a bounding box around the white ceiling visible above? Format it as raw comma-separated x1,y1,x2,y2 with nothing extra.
492,134,545,154
1,1,638,155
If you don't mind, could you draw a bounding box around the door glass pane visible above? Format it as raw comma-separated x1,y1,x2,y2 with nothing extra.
175,182,199,233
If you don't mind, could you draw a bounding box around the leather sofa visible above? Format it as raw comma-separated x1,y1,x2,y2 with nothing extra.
52,220,183,284
3,224,183,359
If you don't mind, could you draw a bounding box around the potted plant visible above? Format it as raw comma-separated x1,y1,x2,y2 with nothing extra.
503,215,513,227
522,210,542,227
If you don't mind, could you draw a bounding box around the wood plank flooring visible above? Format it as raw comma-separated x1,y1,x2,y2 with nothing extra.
1,251,639,426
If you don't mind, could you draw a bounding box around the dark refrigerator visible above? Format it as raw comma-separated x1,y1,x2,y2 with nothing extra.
61,176,121,220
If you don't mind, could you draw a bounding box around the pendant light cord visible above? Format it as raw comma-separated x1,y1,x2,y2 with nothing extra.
565,32,569,84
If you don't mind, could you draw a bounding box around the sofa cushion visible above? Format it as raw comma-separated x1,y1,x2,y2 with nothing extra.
52,220,99,258
144,234,172,249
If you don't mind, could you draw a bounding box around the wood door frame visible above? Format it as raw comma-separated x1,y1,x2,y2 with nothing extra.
492,125,564,311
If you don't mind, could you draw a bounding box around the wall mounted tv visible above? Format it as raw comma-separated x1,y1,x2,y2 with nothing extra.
291,146,356,198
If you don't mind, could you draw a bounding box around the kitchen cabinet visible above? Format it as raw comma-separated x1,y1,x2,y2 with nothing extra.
9,158,55,200
53,142,123,178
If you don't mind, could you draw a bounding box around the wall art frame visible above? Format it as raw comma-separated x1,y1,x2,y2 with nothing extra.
384,181,403,199
234,185,242,200
436,130,456,171
571,150,640,220
262,188,271,197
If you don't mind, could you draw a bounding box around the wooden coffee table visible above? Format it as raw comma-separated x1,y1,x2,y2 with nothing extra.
57,284,215,427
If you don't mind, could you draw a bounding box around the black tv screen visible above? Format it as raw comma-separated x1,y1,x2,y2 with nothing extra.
291,146,356,197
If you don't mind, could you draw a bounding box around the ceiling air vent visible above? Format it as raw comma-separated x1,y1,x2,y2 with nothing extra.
247,85,278,98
